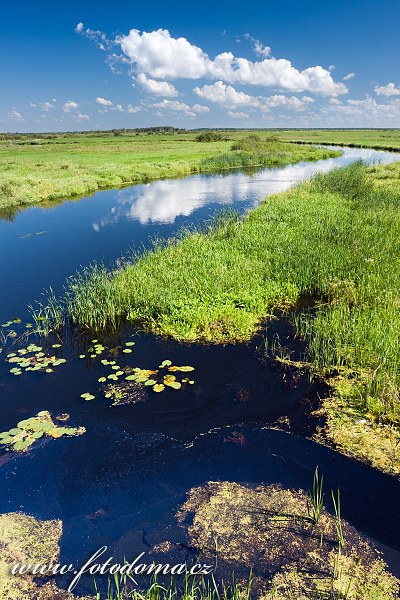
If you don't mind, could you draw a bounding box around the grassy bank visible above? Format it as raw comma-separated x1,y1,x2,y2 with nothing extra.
0,131,337,210
276,128,400,151
43,160,400,474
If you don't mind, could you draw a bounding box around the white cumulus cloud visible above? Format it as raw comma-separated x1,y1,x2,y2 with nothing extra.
343,72,355,81
136,73,179,97
96,97,113,106
152,99,208,118
8,110,24,121
119,28,209,79
374,82,400,96
63,100,79,112
193,81,259,107
116,27,347,97
192,104,209,113
41,101,55,111
261,94,312,111
244,34,271,57
228,111,249,119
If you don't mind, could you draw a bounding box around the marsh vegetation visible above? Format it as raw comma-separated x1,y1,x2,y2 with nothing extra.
0,132,339,209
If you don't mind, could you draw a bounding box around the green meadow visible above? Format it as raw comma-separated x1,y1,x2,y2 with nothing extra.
276,128,400,151
0,131,336,210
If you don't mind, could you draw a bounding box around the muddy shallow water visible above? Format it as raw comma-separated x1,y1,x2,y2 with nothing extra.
1,146,400,596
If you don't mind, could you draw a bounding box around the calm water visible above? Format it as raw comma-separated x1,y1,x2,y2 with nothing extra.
1,146,400,595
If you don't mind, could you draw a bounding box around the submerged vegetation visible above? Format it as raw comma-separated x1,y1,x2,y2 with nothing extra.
0,131,339,210
176,480,399,599
1,472,398,599
38,160,400,473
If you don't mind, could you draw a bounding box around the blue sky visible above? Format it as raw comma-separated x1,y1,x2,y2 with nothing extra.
1,0,400,131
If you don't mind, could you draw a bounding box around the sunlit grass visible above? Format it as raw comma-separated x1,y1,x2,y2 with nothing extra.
97,572,252,600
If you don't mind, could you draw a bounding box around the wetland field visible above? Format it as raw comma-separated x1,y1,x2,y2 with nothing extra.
1,129,400,599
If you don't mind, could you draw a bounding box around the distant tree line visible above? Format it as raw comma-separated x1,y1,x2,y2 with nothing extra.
0,126,187,141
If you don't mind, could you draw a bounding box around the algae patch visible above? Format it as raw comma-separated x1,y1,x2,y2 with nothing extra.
0,512,74,599
177,481,399,599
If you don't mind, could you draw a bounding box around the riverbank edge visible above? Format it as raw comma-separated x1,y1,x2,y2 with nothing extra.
292,139,400,153
0,142,339,211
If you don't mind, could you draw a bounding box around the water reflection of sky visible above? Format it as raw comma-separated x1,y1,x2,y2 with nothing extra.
91,147,400,229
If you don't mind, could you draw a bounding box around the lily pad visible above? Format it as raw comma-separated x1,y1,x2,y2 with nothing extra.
159,360,172,368
153,384,165,393
144,379,157,386
80,393,95,401
0,412,85,452
169,381,182,390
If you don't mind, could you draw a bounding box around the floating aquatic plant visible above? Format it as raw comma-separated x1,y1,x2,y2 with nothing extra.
77,339,134,362
99,360,195,402
105,381,147,406
80,392,95,401
1,319,21,327
87,342,105,357
6,344,66,375
0,411,85,452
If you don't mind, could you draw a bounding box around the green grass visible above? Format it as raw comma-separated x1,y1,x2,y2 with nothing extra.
0,131,337,210
275,128,400,151
96,572,252,600
40,160,400,471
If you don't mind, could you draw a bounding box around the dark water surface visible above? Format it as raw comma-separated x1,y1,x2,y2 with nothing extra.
1,147,400,595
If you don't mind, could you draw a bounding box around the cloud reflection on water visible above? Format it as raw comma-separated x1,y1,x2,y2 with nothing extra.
92,147,400,230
